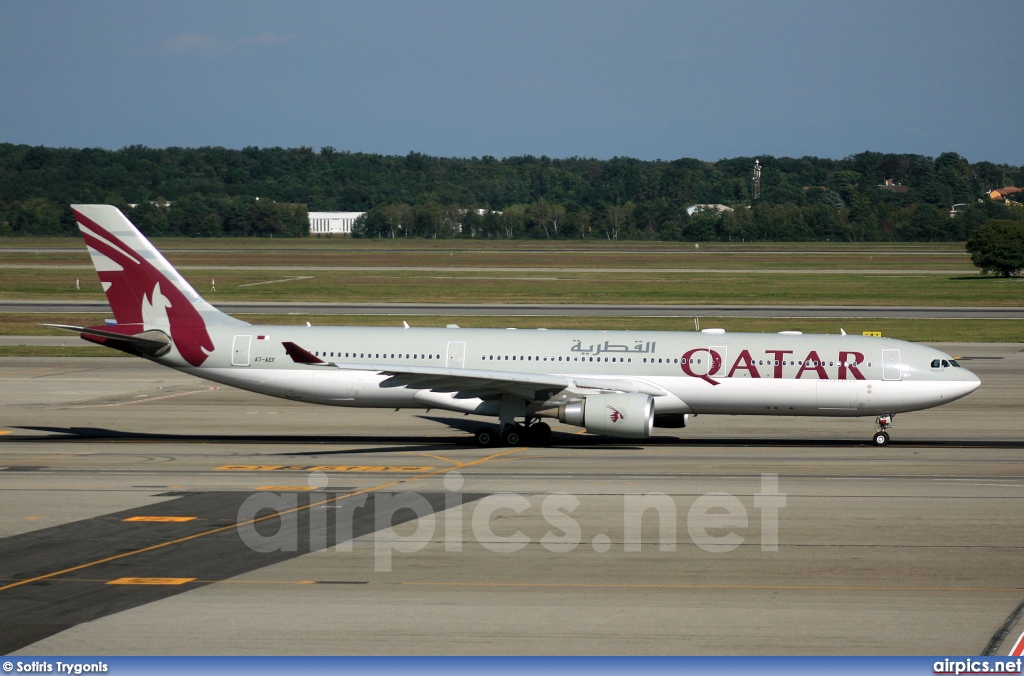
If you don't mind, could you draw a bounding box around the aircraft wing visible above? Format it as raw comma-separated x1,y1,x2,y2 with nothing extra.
281,341,665,400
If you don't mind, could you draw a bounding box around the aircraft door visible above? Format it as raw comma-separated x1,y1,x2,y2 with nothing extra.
232,335,252,366
689,345,727,378
447,341,466,369
882,349,901,381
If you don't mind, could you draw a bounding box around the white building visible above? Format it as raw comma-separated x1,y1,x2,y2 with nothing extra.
308,211,366,235
686,204,735,217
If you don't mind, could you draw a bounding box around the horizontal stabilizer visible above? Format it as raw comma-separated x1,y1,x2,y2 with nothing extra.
44,324,172,356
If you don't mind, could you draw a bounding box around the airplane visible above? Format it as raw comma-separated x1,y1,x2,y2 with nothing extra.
1010,629,1024,657
49,204,981,448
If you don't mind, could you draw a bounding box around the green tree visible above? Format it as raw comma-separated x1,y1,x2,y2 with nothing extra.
383,203,414,238
10,198,65,235
686,208,719,241
248,200,284,236
2,142,1021,241
413,203,443,238
480,209,502,239
898,204,947,242
442,203,463,237
461,207,482,238
501,204,528,239
819,189,845,210
353,208,388,238
602,202,635,240
167,196,222,237
965,220,1024,276
126,201,172,236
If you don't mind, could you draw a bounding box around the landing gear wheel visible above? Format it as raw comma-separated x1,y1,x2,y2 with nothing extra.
475,428,498,448
873,431,890,446
529,422,552,446
502,426,524,447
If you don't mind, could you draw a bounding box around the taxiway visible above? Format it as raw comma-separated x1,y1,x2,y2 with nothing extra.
0,346,1021,655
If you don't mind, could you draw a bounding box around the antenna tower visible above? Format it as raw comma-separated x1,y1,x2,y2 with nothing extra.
752,159,761,201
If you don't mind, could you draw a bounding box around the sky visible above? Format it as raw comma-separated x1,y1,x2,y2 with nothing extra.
1,0,1021,164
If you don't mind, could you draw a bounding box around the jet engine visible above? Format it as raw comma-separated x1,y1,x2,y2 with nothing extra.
653,413,690,428
558,392,654,439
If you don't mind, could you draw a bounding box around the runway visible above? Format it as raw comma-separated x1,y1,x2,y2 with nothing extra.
1,347,1022,655
4,300,1024,319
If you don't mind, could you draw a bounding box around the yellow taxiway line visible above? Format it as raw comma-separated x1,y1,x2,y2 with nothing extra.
0,444,530,593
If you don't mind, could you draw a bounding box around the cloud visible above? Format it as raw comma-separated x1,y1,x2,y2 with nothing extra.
163,32,218,55
238,32,296,47
163,32,297,56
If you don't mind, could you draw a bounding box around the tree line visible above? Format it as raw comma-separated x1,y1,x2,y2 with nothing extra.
0,143,1020,240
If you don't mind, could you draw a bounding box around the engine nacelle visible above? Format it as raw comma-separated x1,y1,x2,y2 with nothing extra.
558,393,654,439
653,413,690,428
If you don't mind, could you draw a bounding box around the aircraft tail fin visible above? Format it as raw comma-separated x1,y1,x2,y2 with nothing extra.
71,204,246,366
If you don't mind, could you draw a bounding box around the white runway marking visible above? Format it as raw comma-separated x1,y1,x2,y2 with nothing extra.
237,276,314,287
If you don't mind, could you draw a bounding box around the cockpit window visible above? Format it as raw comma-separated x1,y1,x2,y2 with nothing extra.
941,360,950,368
931,359,941,368
949,359,961,368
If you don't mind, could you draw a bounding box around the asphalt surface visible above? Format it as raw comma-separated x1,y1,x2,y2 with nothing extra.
1,347,1022,655
3,300,1024,319
0,490,485,654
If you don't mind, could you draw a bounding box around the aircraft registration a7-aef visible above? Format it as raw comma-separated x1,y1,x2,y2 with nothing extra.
53,205,981,448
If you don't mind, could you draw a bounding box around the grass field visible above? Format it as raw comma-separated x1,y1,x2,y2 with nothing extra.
0,239,1016,306
2,313,1021,347
0,237,974,271
2,239,1019,345
2,267,1018,305
0,236,971,252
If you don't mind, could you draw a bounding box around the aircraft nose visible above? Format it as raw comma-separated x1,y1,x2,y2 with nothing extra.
963,369,981,395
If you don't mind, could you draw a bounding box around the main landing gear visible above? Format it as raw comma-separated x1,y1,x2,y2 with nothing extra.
475,395,553,448
872,414,894,446
474,421,552,448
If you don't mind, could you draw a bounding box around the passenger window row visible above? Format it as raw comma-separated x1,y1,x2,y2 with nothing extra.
482,355,634,363
312,351,441,360
302,350,878,371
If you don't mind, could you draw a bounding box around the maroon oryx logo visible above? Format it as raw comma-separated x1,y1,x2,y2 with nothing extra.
607,406,625,423
72,207,215,367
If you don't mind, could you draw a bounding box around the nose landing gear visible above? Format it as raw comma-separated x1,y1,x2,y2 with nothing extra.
872,414,894,446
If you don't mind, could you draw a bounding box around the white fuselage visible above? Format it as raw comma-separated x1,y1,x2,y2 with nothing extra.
161,325,979,421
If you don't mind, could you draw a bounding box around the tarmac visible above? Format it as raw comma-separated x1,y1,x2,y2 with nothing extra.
0,345,1021,655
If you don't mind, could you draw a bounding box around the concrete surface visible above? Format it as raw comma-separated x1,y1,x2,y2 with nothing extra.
0,346,1021,655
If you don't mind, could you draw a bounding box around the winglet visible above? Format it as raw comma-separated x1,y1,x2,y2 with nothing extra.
282,341,327,365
